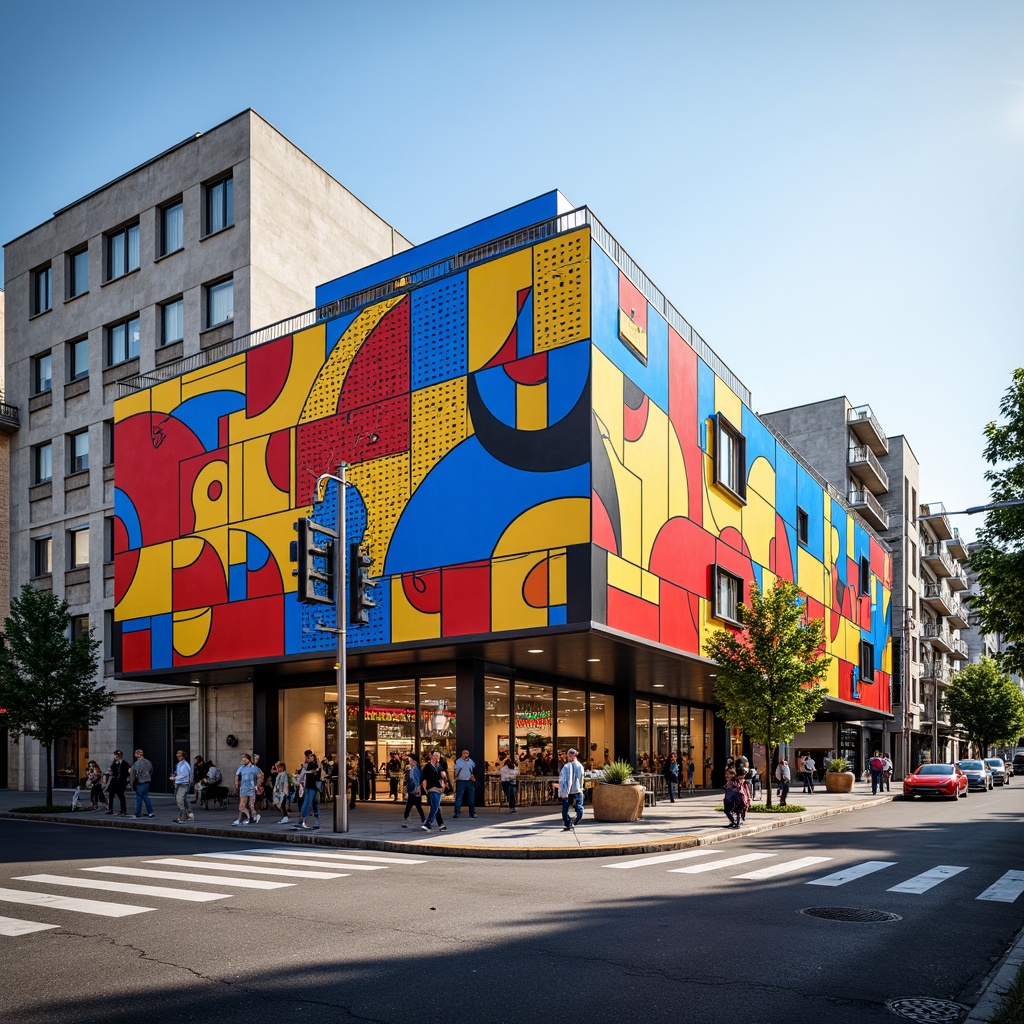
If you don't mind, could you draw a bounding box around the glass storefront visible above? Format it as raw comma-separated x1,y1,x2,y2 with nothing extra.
635,700,713,788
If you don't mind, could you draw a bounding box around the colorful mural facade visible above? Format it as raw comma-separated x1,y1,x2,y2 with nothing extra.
113,214,890,713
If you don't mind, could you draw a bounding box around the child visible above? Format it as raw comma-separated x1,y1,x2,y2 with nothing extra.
272,760,291,824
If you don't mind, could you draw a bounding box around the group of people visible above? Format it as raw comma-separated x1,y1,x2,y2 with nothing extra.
659,752,697,801
83,748,197,822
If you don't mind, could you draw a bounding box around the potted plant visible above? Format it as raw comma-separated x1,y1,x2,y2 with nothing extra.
824,756,855,793
591,760,646,822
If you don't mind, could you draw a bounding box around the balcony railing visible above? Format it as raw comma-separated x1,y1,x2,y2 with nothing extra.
847,404,889,455
922,541,955,578
0,389,20,432
949,527,970,561
848,488,889,530
923,621,954,653
921,580,953,616
919,502,953,541
950,637,969,661
947,596,969,630
920,661,951,685
947,564,969,592
847,444,889,494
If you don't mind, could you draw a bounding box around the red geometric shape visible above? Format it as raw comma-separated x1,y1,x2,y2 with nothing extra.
523,559,548,608
172,540,228,611
264,428,291,495
607,587,659,642
649,516,717,594
115,547,140,605
592,490,618,554
667,326,702,524
623,394,649,443
618,273,647,332
207,480,223,502
247,334,294,418
248,558,283,600
771,513,795,581
122,629,151,674
178,449,227,537
113,517,130,556
483,328,518,370
441,561,490,637
837,659,854,701
403,569,442,616
505,352,547,385
717,526,752,560
340,297,410,410
173,595,283,667
659,581,700,654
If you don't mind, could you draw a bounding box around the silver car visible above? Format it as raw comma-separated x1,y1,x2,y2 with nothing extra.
957,759,993,791
985,758,1009,786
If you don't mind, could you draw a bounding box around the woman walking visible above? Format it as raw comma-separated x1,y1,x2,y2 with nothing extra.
233,753,261,826
500,755,519,812
85,760,104,810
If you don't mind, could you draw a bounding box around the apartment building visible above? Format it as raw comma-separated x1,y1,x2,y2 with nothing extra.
762,397,968,774
0,289,13,787
2,110,409,791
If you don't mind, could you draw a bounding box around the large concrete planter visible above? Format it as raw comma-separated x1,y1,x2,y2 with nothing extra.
592,782,645,822
824,772,855,793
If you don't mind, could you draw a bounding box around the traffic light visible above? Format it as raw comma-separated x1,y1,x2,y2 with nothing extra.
350,543,377,625
290,518,334,605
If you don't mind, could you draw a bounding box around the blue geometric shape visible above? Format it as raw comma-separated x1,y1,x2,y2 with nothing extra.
411,275,468,390
515,289,534,360
549,604,567,626
229,562,247,602
150,613,173,670
547,341,589,425
173,392,246,453
474,364,517,428
246,534,271,573
696,358,717,452
113,487,143,550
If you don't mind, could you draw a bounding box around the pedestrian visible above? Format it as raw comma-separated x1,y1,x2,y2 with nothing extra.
774,758,791,806
130,748,155,818
452,749,477,819
233,752,261,826
170,750,194,822
386,752,403,801
197,760,223,808
420,750,449,831
347,754,358,809
85,760,105,810
723,770,748,829
822,750,833,774
191,755,208,802
272,761,291,824
662,752,680,802
558,747,585,831
801,753,816,793
500,754,519,812
868,750,885,795
105,750,129,816
295,750,322,830
686,756,696,793
881,753,893,792
402,753,425,827
360,750,376,801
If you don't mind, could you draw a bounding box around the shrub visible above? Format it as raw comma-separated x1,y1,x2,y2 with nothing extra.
826,757,852,773
600,760,635,784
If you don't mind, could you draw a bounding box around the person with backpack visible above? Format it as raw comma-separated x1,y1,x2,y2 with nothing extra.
723,769,749,829
869,750,885,795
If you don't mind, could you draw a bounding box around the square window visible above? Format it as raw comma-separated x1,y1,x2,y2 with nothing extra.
205,175,233,235
713,414,746,502
69,430,89,474
161,297,184,345
32,352,52,394
70,614,90,642
33,442,52,484
67,247,89,298
32,536,52,577
859,639,876,682
107,315,140,365
712,565,743,624
68,527,90,569
67,337,89,381
160,200,184,256
859,556,871,595
206,278,233,328
797,508,809,546
106,222,139,280
31,265,52,316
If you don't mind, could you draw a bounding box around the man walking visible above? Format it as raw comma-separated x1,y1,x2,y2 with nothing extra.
775,758,791,806
801,753,816,794
559,747,585,831
130,749,155,818
106,750,129,816
663,752,680,802
452,749,477,818
420,750,449,832
868,750,885,795
171,750,193,822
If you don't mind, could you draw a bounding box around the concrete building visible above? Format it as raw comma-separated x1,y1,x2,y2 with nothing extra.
762,397,969,774
2,110,410,791
1,288,14,787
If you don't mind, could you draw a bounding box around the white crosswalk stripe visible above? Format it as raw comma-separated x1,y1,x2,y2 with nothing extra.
806,861,897,886
733,856,832,880
237,848,427,866
977,871,1024,903
669,853,775,874
14,874,233,903
0,886,155,917
195,852,385,871
148,857,346,879
606,850,720,869
83,866,293,889
0,915,60,936
887,865,967,894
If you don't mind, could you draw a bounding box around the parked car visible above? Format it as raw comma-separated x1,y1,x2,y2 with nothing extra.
903,763,968,800
985,758,1009,785
1013,753,1024,774
957,759,993,792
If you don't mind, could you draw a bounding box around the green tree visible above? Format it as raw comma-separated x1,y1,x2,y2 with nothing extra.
0,585,111,807
942,657,1024,756
970,367,1024,676
704,579,832,808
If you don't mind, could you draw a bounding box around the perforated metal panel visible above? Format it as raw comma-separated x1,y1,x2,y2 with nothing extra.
411,275,468,390
411,379,468,491
533,229,589,352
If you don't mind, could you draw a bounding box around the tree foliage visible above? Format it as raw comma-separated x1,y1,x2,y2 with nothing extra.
942,657,1024,755
0,585,111,806
971,367,1024,676
704,579,832,807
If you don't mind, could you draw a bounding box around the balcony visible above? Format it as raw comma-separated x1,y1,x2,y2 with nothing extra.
920,660,951,686
947,563,968,592
0,390,20,433
847,445,889,494
923,621,954,654
922,541,954,578
949,527,970,561
848,488,889,531
921,580,953,616
919,502,953,541
847,404,889,456
950,637,969,661
947,596,969,630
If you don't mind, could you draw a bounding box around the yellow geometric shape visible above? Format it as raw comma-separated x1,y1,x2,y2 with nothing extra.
640,567,660,604
411,378,469,491
241,434,290,519
117,543,173,620
534,229,590,352
607,552,642,598
191,460,229,533
747,453,776,507
742,474,776,570
618,310,648,361
182,357,246,405
390,576,441,643
229,528,248,566
347,452,410,574
493,497,590,557
703,448,742,537
468,247,533,371
172,536,207,569
622,402,668,570
797,547,828,606
516,381,547,431
172,608,213,658
492,551,548,633
714,375,743,432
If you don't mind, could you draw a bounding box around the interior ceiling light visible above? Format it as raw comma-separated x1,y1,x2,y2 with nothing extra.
653,684,665,688
587,658,600,663
528,649,544,654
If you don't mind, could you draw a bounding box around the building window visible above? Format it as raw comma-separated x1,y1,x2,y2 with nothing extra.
909,539,917,577
206,278,233,328
797,508,809,546
68,527,90,568
104,610,114,661
32,537,52,577
106,222,140,280
33,442,52,484
712,565,743,624
107,315,140,366
204,174,233,235
161,297,184,345
859,556,871,595
859,639,876,682
67,337,89,381
68,430,89,474
160,199,184,256
713,414,746,502
67,247,89,298
104,515,115,563
31,352,52,395
103,419,115,466
70,615,90,642
31,264,52,316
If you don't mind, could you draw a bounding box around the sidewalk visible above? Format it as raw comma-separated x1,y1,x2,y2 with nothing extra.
0,783,895,859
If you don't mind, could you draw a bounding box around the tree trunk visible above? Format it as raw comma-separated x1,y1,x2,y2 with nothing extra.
764,736,774,809
45,739,53,808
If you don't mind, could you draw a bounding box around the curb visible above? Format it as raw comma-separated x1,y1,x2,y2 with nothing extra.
964,920,1024,1023
0,794,893,859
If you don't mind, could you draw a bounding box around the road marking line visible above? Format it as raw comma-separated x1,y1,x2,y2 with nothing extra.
807,861,897,886
669,853,775,874
14,875,232,903
148,858,345,880
194,852,385,872
0,886,155,917
0,915,60,936
733,856,833,880
977,871,1024,903
887,865,968,894
84,866,293,890
606,850,721,869
238,848,426,865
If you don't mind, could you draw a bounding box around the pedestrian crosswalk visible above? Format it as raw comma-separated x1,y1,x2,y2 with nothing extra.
605,849,1024,903
0,845,426,940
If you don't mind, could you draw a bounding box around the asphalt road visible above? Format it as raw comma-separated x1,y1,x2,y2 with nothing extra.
1,783,1021,1024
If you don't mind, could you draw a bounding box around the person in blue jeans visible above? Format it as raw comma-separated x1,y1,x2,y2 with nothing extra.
559,748,585,830
130,749,155,817
662,752,680,802
420,750,449,831
452,749,476,818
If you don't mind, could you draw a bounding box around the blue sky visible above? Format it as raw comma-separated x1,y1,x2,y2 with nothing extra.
2,0,1021,537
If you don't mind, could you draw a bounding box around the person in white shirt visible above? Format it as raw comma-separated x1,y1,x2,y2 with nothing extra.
558,748,585,830
801,754,816,794
170,750,193,823
499,756,519,813
452,749,477,819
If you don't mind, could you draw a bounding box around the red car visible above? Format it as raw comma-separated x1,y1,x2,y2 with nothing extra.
903,763,968,800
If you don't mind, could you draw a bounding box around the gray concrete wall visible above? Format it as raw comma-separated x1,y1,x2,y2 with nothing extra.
760,396,851,495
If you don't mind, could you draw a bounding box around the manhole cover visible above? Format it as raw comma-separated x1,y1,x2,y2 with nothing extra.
801,906,902,923
885,996,968,1022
